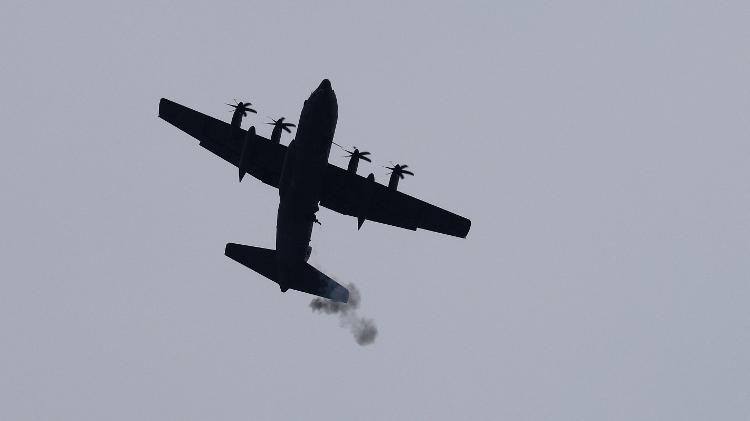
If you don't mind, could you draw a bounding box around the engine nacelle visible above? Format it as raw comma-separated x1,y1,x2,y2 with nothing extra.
347,154,360,173
345,148,371,174
227,101,255,141
231,109,243,131
386,164,413,190
270,125,283,144
388,172,400,190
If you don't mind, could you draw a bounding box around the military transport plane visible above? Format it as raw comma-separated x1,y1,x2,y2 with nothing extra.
158,79,470,303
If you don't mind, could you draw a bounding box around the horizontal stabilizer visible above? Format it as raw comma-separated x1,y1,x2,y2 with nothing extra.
225,243,349,303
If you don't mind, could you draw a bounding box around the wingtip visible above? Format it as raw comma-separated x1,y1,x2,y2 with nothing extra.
224,242,238,256
460,218,472,238
158,98,169,118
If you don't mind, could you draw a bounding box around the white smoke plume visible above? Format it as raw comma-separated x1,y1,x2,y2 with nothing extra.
310,283,378,346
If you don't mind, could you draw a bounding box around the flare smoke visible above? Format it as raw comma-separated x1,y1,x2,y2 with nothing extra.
310,283,378,346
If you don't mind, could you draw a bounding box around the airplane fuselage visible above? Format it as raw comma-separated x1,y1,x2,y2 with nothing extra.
275,79,338,291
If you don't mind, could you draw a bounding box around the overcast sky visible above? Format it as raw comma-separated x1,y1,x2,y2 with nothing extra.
1,1,749,420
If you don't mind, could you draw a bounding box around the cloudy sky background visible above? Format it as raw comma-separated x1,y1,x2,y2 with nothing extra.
2,1,748,419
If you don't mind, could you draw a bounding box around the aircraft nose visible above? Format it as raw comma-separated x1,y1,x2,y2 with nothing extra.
318,78,332,92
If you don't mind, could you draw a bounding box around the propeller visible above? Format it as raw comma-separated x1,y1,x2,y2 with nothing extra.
385,163,414,179
227,100,256,117
267,117,296,133
344,147,372,163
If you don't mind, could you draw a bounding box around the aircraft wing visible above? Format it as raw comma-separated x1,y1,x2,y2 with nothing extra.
320,165,471,238
158,98,286,187
159,98,470,238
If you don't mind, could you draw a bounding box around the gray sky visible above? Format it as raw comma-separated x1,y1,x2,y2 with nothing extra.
2,1,749,419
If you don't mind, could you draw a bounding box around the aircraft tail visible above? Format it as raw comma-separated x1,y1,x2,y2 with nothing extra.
224,243,349,303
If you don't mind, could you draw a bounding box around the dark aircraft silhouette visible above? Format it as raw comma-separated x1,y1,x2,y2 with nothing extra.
159,79,471,303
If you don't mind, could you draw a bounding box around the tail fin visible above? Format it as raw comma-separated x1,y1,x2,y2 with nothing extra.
224,243,349,303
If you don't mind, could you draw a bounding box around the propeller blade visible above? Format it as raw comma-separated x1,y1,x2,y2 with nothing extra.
402,170,414,176
360,151,371,156
361,156,372,162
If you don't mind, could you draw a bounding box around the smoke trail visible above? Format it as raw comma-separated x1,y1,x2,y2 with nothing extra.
310,283,378,346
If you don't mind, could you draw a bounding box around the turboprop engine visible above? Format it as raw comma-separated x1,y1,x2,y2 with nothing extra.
345,147,371,174
267,117,296,143
227,100,256,134
385,164,414,190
